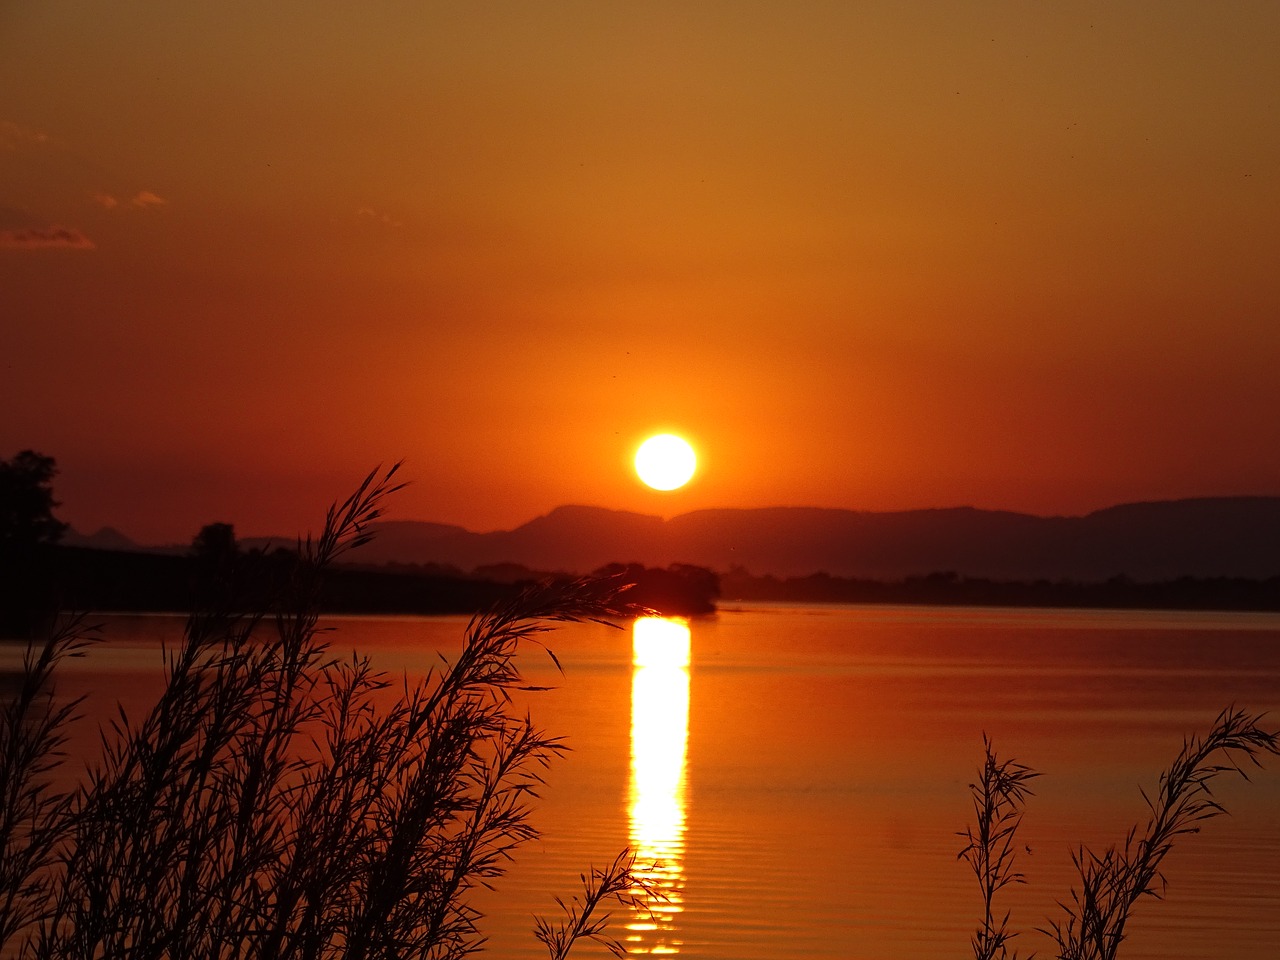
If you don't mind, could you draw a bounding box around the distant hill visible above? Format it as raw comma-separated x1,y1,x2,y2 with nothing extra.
71,496,1280,582
274,506,669,573
344,497,1280,581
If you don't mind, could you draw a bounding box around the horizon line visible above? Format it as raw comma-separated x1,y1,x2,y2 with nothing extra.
66,491,1280,548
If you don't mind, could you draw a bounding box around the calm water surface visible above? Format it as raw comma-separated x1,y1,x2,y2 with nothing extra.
9,603,1280,959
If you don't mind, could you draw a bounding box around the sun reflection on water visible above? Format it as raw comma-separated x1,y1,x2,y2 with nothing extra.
627,616,691,955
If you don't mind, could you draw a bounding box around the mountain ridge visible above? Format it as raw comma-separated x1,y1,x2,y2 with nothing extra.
69,496,1280,582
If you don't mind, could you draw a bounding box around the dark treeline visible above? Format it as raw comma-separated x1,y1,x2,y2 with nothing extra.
42,544,513,616
41,545,1280,619
4,544,719,635
12,545,1280,638
721,567,1280,611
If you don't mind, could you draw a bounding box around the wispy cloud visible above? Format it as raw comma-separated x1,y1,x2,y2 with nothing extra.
0,120,52,151
356,205,402,228
93,190,168,211
0,226,95,250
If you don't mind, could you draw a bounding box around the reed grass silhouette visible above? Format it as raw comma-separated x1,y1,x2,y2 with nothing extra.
961,708,1280,960
958,736,1040,960
0,465,649,959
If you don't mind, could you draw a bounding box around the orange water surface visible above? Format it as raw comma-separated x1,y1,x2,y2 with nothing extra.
8,604,1279,959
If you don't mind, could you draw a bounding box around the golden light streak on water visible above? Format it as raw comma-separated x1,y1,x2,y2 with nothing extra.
627,616,691,955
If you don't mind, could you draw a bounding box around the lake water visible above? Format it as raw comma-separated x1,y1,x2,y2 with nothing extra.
6,603,1280,959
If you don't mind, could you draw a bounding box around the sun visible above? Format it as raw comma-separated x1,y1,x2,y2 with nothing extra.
635,434,697,491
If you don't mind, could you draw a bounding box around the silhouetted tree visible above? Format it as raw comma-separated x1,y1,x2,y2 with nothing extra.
667,563,721,602
191,522,238,564
0,451,68,636
0,450,67,550
189,522,242,607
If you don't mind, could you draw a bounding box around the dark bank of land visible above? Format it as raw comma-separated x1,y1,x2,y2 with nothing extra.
2,545,720,638
719,567,1280,611
9,544,1280,642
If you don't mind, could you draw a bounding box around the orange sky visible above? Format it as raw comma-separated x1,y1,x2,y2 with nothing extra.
3,3,1279,544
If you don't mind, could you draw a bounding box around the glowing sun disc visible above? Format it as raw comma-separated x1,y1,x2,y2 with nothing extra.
635,434,696,491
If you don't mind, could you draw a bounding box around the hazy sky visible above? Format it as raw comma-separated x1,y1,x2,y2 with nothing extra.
3,2,1278,543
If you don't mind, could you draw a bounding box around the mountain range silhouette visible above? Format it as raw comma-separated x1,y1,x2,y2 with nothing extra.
70,496,1280,581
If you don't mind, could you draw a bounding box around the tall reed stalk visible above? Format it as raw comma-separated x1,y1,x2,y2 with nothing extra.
0,616,98,951
958,735,1039,960
962,707,1279,960
0,465,646,959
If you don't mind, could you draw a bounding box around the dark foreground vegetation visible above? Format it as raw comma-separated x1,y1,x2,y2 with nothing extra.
2,462,1278,958
1,467,651,959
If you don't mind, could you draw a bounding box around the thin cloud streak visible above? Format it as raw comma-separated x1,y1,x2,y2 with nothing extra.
355,205,401,228
0,120,52,150
93,190,168,210
0,226,96,250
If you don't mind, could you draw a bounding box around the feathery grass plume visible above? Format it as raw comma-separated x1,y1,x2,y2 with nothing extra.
533,850,653,960
1041,707,1280,960
958,735,1040,960
1,465,647,960
0,616,99,954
